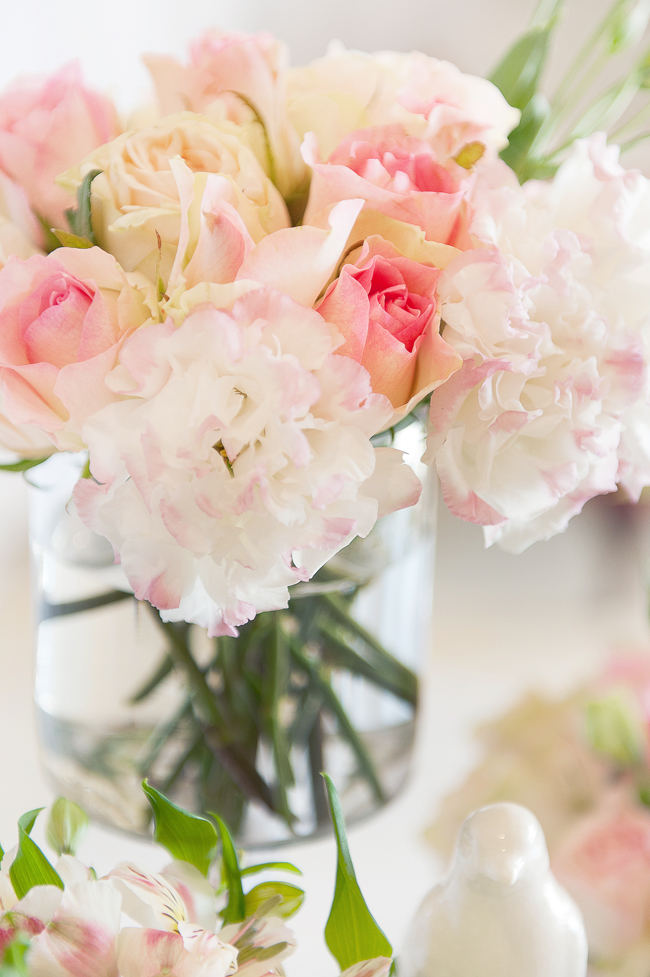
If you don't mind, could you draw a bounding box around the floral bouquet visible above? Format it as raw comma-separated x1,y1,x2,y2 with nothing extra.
0,776,394,977
0,0,649,838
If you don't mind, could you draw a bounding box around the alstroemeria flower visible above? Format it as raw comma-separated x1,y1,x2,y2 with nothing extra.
74,287,421,635
317,236,461,418
116,925,237,977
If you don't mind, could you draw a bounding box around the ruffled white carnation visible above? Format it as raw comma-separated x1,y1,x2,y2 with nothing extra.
75,288,420,634
428,136,650,551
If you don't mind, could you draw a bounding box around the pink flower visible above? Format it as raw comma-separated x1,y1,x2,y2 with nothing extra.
74,287,421,635
304,125,468,244
553,801,650,959
144,32,305,198
0,248,153,452
317,236,460,416
0,64,119,233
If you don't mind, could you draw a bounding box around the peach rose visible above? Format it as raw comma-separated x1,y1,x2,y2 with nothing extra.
0,248,154,451
144,31,306,199
304,125,469,244
0,63,119,232
64,113,289,284
317,236,461,418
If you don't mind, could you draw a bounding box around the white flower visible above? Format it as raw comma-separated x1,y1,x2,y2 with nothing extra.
74,287,421,635
428,137,650,551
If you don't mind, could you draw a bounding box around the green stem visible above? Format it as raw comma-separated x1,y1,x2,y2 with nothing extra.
286,635,385,803
320,593,419,704
136,698,193,775
317,621,418,705
39,589,132,620
129,654,174,704
146,608,279,815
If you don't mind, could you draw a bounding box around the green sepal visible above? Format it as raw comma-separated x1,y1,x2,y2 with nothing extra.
240,860,302,877
211,812,246,924
46,798,89,856
0,931,31,975
0,457,50,474
142,781,218,877
65,169,102,243
9,809,63,900
244,881,305,920
323,774,392,970
51,229,94,249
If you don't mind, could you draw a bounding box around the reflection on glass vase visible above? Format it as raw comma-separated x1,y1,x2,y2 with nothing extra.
29,423,436,846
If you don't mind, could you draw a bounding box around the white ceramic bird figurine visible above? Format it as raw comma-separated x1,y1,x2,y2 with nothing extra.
400,802,588,977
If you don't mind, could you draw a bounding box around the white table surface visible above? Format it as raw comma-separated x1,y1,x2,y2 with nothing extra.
2,469,649,974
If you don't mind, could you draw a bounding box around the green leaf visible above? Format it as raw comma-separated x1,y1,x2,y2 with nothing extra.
9,809,63,900
240,860,302,877
211,813,246,924
323,775,392,970
0,457,50,474
608,0,649,53
244,881,305,919
489,13,560,111
585,693,644,767
142,781,218,876
51,229,94,249
500,93,551,178
46,798,89,856
0,931,31,974
65,169,102,243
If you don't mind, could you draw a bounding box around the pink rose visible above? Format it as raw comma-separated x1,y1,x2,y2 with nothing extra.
304,125,468,244
0,63,119,232
553,801,650,959
144,32,305,198
317,236,461,417
0,248,153,452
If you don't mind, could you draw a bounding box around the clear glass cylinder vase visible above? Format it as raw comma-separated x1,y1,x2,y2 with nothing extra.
29,423,436,846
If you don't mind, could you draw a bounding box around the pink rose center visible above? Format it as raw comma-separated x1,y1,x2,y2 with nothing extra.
355,256,435,352
19,273,94,367
336,141,456,195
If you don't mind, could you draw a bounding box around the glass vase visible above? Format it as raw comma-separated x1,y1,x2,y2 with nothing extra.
29,423,435,846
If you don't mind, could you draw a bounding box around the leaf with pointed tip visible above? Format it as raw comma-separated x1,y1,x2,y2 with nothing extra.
0,458,50,474
323,775,392,970
241,861,302,877
244,881,305,920
211,812,246,924
142,781,218,876
46,798,89,856
65,169,102,243
9,809,63,899
489,1,562,111
51,230,94,249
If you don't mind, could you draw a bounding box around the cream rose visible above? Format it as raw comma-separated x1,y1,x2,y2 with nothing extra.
64,113,290,284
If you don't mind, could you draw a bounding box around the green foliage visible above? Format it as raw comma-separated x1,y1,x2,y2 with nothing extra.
64,169,102,244
8,809,63,900
585,692,645,767
323,774,392,970
0,932,30,976
46,798,89,856
490,4,562,111
142,780,218,876
0,457,50,474
244,881,305,920
211,813,246,924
